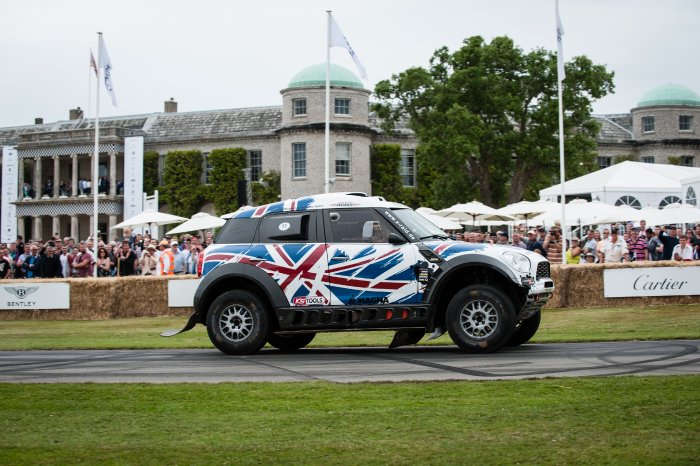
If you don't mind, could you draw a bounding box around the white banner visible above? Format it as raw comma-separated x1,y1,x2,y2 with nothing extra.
0,283,70,309
1,146,18,243
167,278,200,307
123,136,144,223
604,267,700,298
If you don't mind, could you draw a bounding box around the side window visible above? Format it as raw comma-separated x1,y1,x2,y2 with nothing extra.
259,213,315,243
215,218,259,244
326,209,392,243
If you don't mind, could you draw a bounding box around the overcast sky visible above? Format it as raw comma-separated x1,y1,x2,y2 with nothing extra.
1,0,698,128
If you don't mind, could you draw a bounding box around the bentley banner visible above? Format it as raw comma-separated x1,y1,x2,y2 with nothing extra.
0,283,70,309
604,267,700,298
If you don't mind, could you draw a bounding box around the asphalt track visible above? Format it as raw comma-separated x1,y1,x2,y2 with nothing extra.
1,340,698,383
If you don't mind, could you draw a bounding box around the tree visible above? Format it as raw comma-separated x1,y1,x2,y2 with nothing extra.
143,151,160,195
370,144,403,201
252,170,281,205
208,148,247,215
373,36,614,207
161,150,203,217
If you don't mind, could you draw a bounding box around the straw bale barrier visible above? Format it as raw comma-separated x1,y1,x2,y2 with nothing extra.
0,262,697,320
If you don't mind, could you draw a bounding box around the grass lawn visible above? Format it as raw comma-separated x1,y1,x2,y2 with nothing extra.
1,377,698,465
0,304,698,350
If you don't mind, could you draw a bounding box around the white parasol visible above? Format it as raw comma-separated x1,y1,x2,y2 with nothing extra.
166,212,226,235
112,209,187,230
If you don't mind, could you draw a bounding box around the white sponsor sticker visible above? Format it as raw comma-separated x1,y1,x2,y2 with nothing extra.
0,283,70,309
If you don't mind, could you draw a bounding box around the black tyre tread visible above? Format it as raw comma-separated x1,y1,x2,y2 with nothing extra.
445,284,516,354
506,311,541,347
267,333,316,351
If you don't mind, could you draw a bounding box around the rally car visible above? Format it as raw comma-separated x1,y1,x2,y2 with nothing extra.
163,193,554,355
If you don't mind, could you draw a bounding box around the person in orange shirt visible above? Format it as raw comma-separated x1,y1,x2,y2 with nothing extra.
158,239,174,275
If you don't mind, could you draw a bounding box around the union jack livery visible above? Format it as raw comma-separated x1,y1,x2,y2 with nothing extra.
164,193,554,355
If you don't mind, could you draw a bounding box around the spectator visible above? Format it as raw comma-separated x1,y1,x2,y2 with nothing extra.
72,242,94,277
526,230,546,256
659,226,680,261
174,241,188,274
0,246,12,279
139,244,159,276
39,246,62,278
672,236,694,261
96,247,113,277
638,220,648,239
511,232,526,249
495,231,509,245
565,237,582,264
582,252,597,264
543,227,563,263
158,239,174,276
186,242,202,275
599,228,629,263
20,245,41,278
626,228,648,261
116,241,138,276
581,230,598,259
646,228,664,261
692,224,700,258
59,245,70,278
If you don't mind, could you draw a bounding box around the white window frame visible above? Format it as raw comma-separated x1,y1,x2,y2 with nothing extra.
292,98,307,116
641,156,655,164
642,116,655,133
401,148,416,188
335,142,352,177
679,115,693,131
334,98,350,116
292,143,306,178
598,156,612,169
248,150,262,182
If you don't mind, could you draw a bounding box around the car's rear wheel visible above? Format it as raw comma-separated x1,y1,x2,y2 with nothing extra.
506,311,541,347
267,332,316,351
446,284,515,353
207,290,269,355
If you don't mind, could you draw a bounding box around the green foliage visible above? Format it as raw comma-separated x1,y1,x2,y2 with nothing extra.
614,154,635,164
160,150,203,217
370,144,403,201
373,35,615,206
208,148,247,215
143,151,160,195
253,170,281,205
667,156,681,166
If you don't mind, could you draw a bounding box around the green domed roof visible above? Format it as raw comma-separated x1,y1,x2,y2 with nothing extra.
637,83,700,107
288,63,364,89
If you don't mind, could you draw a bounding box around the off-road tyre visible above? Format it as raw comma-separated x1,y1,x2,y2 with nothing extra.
206,290,269,355
506,311,541,347
446,284,516,353
267,333,316,351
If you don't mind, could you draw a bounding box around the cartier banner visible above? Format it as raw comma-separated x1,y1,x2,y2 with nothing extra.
603,267,700,298
0,283,70,309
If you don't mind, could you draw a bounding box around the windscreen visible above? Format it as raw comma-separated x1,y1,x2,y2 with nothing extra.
388,208,450,241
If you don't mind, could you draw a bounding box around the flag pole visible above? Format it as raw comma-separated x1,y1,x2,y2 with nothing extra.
93,32,102,276
556,0,567,265
324,11,331,194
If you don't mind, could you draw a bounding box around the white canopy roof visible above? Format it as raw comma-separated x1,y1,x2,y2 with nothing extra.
540,161,700,197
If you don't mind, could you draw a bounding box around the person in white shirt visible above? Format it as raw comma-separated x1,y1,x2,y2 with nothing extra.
672,236,694,261
599,229,629,263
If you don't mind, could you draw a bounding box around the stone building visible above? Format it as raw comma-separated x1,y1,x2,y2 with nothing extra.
1,68,698,242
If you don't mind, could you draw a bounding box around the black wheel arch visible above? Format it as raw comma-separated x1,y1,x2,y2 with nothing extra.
194,262,289,326
423,255,528,332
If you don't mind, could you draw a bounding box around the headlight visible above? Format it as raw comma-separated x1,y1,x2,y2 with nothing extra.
502,251,531,273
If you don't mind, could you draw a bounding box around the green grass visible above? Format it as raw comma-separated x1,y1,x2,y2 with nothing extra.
0,304,698,350
1,377,698,465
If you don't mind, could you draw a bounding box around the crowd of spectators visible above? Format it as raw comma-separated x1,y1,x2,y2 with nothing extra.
0,227,214,279
449,221,700,264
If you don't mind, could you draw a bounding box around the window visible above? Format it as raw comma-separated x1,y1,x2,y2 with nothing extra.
203,152,212,185
292,143,306,178
215,217,259,244
615,195,642,209
292,98,307,116
335,142,351,177
326,209,392,243
686,187,697,206
248,150,262,182
401,148,416,187
334,98,350,115
680,155,695,167
679,115,693,131
642,116,655,133
259,213,314,243
659,195,681,208
597,157,611,169
641,156,655,164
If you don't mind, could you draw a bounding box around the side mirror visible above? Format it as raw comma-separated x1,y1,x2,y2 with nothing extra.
388,232,407,244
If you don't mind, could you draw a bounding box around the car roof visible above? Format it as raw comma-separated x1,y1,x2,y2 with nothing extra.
226,193,408,219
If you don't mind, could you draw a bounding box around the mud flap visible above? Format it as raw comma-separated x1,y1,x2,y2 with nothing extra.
160,312,198,337
388,328,426,349
426,327,446,341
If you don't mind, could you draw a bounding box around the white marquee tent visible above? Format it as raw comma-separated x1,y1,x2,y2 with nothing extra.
539,161,700,209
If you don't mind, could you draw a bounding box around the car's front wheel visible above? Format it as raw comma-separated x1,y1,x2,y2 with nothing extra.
206,290,269,355
506,311,541,347
446,284,515,353
267,332,316,351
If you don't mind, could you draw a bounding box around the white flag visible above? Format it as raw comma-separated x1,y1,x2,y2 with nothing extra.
555,0,565,82
99,35,118,106
329,14,368,80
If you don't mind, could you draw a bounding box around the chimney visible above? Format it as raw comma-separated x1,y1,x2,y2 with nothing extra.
35,117,44,125
164,98,177,113
69,107,84,120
